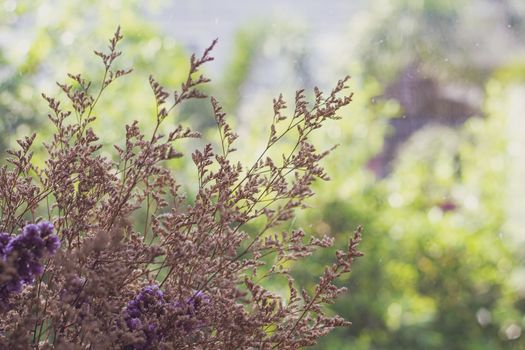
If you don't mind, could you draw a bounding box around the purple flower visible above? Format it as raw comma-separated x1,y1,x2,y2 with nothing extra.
45,235,60,254
0,221,60,306
122,285,210,349
123,284,166,349
125,284,165,320
128,317,143,330
38,221,54,238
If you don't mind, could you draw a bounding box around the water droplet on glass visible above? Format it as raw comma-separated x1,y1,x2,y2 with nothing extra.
505,324,522,340
476,308,491,326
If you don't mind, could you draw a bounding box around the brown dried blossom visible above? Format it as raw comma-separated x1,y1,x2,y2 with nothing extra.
0,27,362,349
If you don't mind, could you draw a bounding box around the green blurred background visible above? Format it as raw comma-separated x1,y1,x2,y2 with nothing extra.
2,0,525,348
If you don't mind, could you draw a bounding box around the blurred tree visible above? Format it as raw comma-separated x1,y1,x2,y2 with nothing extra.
0,3,42,155
354,0,525,85
294,78,525,349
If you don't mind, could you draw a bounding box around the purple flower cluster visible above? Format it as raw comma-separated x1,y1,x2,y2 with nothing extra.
0,221,60,304
123,285,209,349
123,284,166,349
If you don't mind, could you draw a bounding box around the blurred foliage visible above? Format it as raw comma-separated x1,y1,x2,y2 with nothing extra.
219,24,266,112
2,0,525,349
300,80,524,349
353,0,525,84
297,1,525,347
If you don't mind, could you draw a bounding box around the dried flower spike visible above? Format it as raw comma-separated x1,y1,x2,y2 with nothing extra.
0,27,361,349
